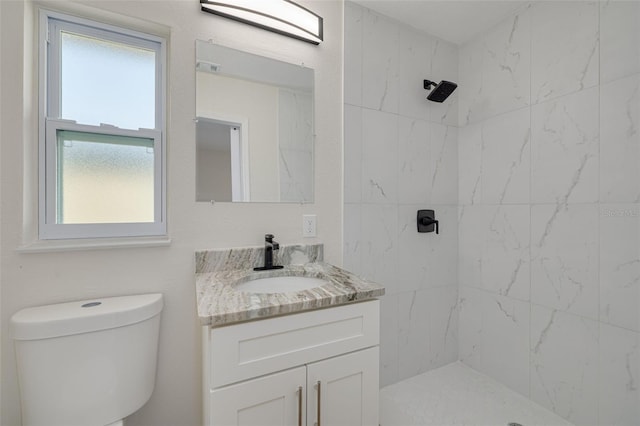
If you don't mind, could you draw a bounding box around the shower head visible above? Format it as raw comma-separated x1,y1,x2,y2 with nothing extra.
423,79,457,103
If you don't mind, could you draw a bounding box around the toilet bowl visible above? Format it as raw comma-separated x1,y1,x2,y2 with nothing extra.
11,293,163,426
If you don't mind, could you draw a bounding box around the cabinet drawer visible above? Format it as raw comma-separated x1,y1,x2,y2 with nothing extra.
207,300,380,388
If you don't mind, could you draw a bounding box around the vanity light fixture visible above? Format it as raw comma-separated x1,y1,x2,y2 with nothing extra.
200,0,323,45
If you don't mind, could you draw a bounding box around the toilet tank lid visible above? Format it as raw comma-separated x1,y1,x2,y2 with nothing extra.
10,293,163,340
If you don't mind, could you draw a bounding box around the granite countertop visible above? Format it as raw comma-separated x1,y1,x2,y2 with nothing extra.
195,244,385,327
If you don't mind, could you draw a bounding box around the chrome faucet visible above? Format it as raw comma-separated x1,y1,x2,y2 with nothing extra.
254,234,284,271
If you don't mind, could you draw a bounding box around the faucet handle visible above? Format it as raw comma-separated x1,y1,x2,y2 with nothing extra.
265,234,274,242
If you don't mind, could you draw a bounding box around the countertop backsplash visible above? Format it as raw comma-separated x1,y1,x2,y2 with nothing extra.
195,243,324,274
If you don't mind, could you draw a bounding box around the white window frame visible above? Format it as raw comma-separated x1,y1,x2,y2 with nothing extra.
38,10,167,240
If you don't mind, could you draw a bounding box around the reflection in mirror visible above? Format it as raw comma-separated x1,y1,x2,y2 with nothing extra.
195,41,314,203
196,117,247,202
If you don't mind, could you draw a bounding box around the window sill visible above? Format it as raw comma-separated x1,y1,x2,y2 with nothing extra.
17,235,171,253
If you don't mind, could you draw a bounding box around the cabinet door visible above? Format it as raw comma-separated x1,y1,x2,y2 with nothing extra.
210,366,306,426
306,347,379,426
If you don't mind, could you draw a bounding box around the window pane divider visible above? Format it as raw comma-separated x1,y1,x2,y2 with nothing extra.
45,118,161,139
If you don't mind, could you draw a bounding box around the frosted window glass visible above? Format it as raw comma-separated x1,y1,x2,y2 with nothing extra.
56,130,155,224
60,31,156,129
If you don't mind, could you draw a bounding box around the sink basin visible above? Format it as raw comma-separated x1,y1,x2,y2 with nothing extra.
235,276,328,294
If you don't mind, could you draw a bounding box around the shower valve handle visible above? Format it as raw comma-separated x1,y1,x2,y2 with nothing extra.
419,217,439,234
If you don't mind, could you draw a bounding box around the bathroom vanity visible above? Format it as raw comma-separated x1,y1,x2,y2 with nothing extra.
195,244,385,426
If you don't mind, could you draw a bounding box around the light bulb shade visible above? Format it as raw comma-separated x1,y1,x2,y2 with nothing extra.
200,0,323,45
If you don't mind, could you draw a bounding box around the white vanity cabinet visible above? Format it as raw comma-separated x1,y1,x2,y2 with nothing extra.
203,300,380,426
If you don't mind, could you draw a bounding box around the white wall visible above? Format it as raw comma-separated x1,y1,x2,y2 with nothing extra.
457,2,640,425
343,1,459,387
0,1,343,425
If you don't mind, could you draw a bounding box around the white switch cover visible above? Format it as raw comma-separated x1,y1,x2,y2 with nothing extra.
302,214,317,237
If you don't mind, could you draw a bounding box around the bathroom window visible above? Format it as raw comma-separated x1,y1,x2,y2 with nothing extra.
39,11,166,240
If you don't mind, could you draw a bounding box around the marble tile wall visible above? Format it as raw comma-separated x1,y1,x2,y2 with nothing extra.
458,2,640,425
344,1,459,387
278,89,313,202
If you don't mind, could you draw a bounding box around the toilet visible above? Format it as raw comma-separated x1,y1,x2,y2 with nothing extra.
10,293,163,426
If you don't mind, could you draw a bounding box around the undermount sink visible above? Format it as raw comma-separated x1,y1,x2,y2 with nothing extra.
234,276,328,294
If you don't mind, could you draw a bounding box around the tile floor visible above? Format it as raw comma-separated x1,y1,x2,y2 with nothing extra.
380,362,573,426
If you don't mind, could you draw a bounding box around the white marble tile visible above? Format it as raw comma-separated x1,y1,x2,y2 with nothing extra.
397,204,429,293
398,290,430,381
458,286,483,370
458,37,485,126
380,293,400,387
344,1,363,106
360,203,399,292
599,323,640,426
427,38,459,127
459,287,530,397
600,73,640,203
344,105,362,204
531,1,599,104
458,205,486,289
397,204,457,292
362,9,399,113
279,148,312,202
428,286,459,370
278,90,312,149
398,117,430,204
530,305,599,425
398,27,432,120
460,204,530,300
481,292,530,397
481,108,531,205
458,6,529,124
458,121,482,205
482,205,530,301
278,88,313,202
397,243,458,378
481,6,532,119
600,204,640,332
531,87,599,204
343,203,362,275
426,205,458,288
361,108,398,203
430,124,458,205
600,0,640,84
531,204,599,320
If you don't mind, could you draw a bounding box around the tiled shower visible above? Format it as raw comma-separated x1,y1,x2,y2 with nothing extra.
343,1,639,425
343,0,460,387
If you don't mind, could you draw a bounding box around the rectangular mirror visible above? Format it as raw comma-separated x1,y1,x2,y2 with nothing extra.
196,40,315,203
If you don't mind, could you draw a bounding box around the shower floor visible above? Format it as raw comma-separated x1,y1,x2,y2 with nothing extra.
380,362,573,426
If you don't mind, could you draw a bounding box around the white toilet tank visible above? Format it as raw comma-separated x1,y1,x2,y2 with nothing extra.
11,293,163,426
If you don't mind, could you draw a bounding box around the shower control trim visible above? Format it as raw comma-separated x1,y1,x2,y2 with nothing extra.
417,209,439,234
